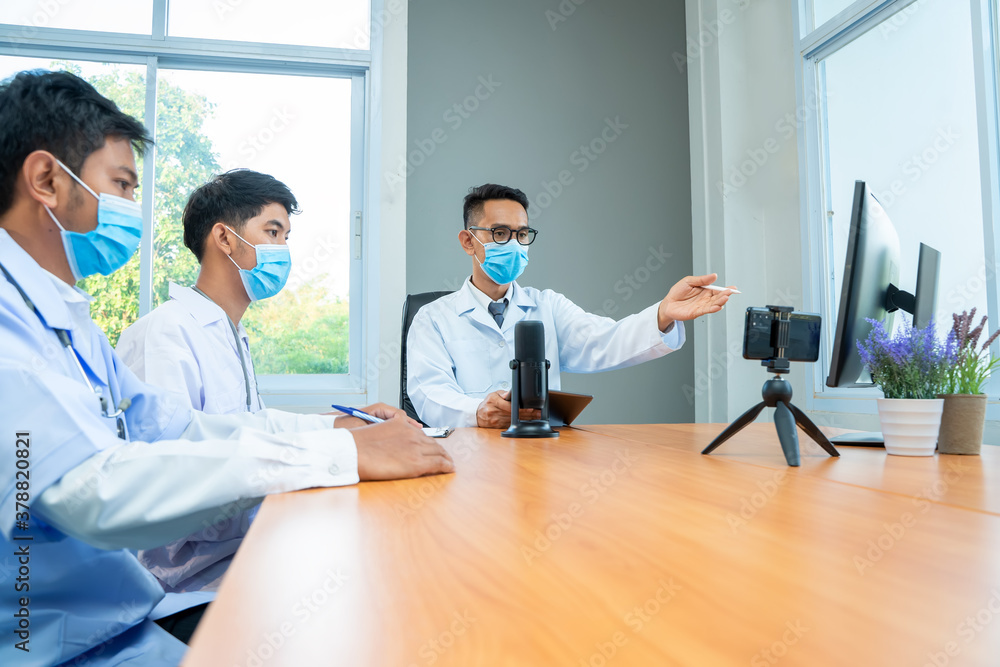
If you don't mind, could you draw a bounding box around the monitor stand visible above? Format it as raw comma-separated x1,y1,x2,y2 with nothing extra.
830,432,884,447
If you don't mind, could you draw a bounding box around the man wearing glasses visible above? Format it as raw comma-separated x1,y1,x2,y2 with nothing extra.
406,183,733,428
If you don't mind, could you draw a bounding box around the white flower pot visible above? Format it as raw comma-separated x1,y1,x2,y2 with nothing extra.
876,398,944,457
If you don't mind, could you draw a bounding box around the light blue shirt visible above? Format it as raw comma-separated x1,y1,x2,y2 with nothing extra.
0,230,190,665
467,280,512,315
407,279,686,428
0,230,359,665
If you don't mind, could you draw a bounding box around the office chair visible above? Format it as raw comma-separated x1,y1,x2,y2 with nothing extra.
400,291,453,424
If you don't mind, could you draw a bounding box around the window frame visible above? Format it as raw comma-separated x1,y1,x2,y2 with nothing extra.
0,0,382,407
793,0,1000,419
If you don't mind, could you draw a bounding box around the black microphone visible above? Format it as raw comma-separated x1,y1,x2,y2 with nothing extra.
515,320,546,410
503,320,559,438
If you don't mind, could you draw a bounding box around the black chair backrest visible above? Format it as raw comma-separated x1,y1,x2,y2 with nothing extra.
400,291,453,424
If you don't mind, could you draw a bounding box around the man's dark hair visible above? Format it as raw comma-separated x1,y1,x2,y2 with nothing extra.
0,69,152,216
463,183,529,229
183,169,299,262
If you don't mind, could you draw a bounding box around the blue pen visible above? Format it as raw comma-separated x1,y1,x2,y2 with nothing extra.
331,404,384,424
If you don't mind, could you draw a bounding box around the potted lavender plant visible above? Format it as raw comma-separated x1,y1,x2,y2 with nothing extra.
857,317,950,456
937,309,1000,455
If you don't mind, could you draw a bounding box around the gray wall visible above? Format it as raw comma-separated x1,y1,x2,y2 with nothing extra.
405,0,693,425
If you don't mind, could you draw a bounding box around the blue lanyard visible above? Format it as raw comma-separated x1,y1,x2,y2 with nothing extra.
0,262,128,439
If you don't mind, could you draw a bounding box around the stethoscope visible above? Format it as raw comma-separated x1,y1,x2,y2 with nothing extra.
1,262,130,440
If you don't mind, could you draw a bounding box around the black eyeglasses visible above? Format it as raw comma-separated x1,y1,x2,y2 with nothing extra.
468,225,538,245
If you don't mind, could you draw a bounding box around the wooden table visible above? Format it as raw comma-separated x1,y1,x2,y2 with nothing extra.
184,424,1000,666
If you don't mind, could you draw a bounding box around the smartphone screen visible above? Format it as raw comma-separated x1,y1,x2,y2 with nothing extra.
743,308,821,362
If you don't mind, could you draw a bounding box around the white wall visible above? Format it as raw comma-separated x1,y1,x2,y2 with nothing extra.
371,0,409,407
687,0,813,425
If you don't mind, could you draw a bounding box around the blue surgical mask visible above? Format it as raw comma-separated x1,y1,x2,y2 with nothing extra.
472,234,529,285
45,159,143,281
225,226,291,302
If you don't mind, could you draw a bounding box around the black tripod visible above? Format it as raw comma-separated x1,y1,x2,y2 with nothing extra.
702,308,839,466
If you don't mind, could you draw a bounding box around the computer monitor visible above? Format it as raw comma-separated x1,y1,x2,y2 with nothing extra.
825,181,940,444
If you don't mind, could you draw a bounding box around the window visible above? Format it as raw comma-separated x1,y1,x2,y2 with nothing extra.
0,1,154,35
152,70,355,375
167,0,371,49
795,0,1000,410
0,0,377,402
0,56,148,339
821,2,986,344
811,0,858,29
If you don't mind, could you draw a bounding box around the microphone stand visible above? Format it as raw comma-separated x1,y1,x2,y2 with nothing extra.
502,358,559,439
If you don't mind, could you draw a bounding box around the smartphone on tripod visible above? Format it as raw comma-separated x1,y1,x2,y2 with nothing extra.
743,307,821,362
703,305,838,467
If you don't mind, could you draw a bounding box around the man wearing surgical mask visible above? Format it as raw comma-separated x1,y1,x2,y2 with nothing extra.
117,169,413,641
406,183,735,429
119,169,300,416
0,70,452,666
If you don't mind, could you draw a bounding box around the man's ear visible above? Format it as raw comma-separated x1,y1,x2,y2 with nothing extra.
21,151,63,210
458,229,476,257
209,222,235,256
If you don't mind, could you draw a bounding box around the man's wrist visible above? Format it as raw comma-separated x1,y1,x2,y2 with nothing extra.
334,415,367,429
657,307,675,333
656,299,674,333
471,401,486,428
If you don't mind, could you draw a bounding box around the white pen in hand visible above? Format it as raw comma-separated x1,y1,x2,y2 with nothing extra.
701,284,741,294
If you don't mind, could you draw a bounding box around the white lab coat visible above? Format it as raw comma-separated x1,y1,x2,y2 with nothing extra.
118,283,263,415
116,283,264,619
0,229,358,666
407,279,685,428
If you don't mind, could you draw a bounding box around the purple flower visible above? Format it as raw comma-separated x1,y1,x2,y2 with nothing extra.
857,316,949,398
856,339,873,369
944,329,958,364
944,310,1000,394
984,327,1000,354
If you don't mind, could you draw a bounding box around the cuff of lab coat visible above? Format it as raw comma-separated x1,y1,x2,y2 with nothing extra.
450,396,484,428
290,428,360,487
659,319,686,350
460,398,482,428
641,302,686,351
